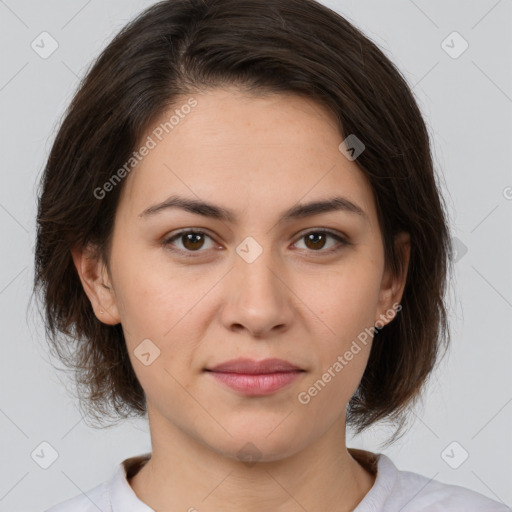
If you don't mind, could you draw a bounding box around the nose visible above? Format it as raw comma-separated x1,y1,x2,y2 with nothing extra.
220,246,295,338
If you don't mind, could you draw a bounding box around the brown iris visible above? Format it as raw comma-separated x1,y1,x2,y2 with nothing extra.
181,232,205,251
176,231,331,252
303,232,328,251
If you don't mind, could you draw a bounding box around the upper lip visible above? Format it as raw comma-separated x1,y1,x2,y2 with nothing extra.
206,358,303,374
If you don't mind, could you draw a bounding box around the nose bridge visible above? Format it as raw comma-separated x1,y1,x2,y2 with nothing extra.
234,234,283,301
223,234,292,334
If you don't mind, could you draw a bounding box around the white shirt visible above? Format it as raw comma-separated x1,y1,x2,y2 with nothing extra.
45,449,511,511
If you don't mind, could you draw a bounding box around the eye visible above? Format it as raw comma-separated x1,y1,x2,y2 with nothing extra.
292,229,349,254
162,229,216,254
162,228,349,256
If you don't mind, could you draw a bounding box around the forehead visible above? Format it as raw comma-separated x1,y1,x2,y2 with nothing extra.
118,88,378,227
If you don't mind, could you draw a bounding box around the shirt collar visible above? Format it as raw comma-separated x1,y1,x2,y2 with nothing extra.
109,452,153,511
350,449,398,510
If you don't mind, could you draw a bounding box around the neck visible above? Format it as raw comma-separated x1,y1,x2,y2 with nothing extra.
129,414,377,511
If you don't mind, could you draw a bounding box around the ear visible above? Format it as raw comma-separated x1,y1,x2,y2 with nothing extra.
375,231,410,327
70,243,121,325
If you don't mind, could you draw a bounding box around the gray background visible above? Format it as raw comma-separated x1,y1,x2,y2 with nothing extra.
0,0,511,510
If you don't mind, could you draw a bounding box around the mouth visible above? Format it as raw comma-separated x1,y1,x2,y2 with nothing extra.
204,358,306,396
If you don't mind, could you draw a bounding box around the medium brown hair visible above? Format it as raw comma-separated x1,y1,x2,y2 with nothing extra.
33,0,453,444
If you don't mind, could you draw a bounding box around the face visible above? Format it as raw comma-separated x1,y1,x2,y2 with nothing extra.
75,87,409,462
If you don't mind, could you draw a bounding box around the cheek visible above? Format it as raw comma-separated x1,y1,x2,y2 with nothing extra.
300,258,382,339
295,266,379,418
110,242,192,338
110,252,212,396
296,257,381,403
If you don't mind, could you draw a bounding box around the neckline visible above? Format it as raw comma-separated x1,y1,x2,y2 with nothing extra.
115,448,391,511
123,448,379,480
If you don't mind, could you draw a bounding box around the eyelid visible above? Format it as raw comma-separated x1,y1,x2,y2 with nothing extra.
295,227,350,243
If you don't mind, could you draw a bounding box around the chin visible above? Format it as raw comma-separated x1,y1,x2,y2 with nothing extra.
203,427,308,465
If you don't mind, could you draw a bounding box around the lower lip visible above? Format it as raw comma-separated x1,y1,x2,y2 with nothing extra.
207,371,303,396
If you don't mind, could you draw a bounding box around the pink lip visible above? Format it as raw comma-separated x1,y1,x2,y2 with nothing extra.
205,358,305,396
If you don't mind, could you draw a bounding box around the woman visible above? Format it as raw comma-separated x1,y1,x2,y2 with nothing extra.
35,0,510,510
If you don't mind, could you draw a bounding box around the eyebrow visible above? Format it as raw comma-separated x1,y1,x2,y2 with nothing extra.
139,194,368,223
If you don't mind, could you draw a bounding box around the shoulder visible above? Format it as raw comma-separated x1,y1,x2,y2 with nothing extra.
380,454,511,511
44,478,110,512
44,454,151,512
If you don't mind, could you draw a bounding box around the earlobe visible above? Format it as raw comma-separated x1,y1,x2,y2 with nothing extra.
376,231,410,327
70,244,121,325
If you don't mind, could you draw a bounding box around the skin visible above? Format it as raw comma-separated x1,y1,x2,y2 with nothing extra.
72,86,410,511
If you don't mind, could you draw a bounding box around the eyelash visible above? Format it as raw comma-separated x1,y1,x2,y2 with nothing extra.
162,228,350,257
